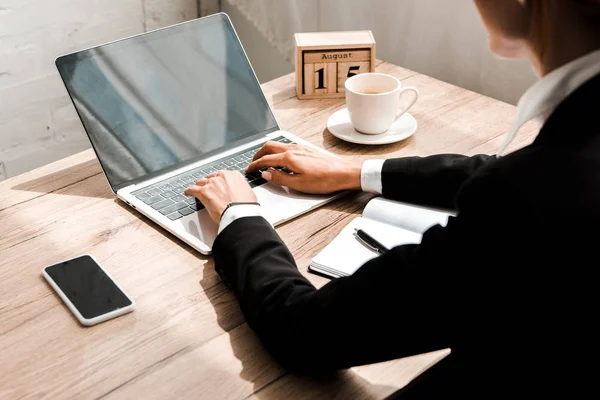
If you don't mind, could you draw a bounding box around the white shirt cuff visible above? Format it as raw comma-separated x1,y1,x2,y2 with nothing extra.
361,159,385,194
218,204,264,234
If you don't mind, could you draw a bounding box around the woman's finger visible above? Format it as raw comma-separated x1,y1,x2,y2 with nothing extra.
262,169,300,188
252,141,289,162
206,171,222,179
184,185,205,199
246,153,289,173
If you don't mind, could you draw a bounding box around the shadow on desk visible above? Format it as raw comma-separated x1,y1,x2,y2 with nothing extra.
199,261,402,399
320,128,414,158
114,199,210,262
12,159,114,199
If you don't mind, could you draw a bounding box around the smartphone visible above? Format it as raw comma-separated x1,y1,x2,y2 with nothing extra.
42,254,135,326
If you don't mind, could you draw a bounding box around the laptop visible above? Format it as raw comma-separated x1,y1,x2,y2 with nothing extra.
55,13,341,255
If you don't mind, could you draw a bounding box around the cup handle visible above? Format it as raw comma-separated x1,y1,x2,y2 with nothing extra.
394,86,419,122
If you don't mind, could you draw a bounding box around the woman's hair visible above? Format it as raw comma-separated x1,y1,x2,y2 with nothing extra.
528,0,600,59
572,0,600,14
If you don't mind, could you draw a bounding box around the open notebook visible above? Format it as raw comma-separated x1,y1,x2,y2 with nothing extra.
309,197,454,278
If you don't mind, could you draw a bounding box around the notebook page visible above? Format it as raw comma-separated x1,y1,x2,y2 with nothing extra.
311,217,422,277
362,197,454,234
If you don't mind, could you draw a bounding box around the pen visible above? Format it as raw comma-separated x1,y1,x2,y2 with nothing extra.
354,228,390,254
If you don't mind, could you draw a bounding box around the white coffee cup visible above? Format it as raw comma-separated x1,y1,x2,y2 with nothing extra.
345,73,419,134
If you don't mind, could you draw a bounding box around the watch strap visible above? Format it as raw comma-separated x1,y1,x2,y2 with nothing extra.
220,201,261,221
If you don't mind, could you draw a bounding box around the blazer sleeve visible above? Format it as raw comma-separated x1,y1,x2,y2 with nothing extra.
211,173,519,374
213,216,449,373
381,154,493,209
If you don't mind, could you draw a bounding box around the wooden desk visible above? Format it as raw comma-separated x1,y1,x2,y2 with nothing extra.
0,61,539,399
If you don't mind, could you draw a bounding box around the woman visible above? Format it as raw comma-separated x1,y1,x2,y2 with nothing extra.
185,1,600,396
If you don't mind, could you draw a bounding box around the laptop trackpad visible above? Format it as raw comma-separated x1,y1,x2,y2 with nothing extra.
254,183,333,225
181,209,218,250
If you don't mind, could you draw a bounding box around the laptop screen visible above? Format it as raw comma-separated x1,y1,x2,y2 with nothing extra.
56,14,279,191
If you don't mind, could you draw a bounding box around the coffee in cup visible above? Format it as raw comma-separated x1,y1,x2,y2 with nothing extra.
345,73,419,134
356,90,384,95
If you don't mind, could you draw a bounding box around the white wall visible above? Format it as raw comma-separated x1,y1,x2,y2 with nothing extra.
222,0,538,103
222,1,293,84
321,0,538,105
0,0,196,179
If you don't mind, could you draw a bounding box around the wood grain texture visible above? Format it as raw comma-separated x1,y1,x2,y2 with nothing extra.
0,62,539,399
327,63,337,94
303,62,315,96
294,31,375,49
303,49,371,64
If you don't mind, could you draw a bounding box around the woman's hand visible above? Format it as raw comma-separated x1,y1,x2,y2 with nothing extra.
184,171,257,223
246,141,362,194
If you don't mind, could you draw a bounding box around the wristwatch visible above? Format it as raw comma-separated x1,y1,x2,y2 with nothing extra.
220,201,261,221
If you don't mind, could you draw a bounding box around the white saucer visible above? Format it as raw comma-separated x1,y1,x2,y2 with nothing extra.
326,108,417,145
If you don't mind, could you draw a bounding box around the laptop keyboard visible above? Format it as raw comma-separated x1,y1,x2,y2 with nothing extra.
131,136,295,221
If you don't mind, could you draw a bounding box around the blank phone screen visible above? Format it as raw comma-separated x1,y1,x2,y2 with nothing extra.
45,255,132,319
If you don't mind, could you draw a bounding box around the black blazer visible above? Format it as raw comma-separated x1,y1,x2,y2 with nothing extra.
213,73,600,398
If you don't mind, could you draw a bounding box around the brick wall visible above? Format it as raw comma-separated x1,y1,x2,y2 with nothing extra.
0,0,197,180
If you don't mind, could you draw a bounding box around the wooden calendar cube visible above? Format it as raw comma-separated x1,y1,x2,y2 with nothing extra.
337,61,371,94
295,31,376,99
